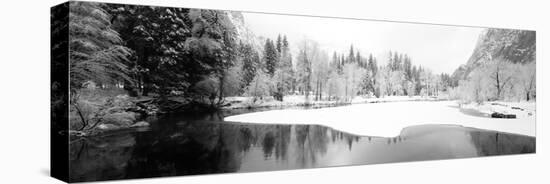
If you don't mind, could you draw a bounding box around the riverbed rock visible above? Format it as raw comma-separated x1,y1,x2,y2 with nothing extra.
103,95,136,113
102,112,138,127
68,130,87,137
97,123,120,130
131,121,150,127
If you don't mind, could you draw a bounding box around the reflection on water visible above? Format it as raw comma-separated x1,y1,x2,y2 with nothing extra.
69,112,535,182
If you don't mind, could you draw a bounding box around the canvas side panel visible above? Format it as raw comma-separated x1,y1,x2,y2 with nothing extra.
51,2,69,182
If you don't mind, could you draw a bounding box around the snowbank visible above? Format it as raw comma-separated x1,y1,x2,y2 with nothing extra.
225,95,438,109
351,95,437,103
225,100,535,137
224,95,348,109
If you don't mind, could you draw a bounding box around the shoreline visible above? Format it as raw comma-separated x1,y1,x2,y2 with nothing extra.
222,95,443,110
225,100,536,137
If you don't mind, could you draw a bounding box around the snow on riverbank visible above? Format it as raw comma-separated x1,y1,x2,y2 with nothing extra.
224,95,339,109
224,95,438,109
225,100,536,137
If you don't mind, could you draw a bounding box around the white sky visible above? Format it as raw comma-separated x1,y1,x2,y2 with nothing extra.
242,12,484,74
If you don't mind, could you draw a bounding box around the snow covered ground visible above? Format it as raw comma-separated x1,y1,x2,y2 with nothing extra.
225,100,536,137
224,95,438,109
224,95,338,109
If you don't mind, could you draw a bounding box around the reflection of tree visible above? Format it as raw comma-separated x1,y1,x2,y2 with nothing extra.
294,125,332,167
262,132,276,158
295,125,310,166
69,134,136,182
383,137,404,145
468,131,535,156
274,125,292,160
239,127,254,152
69,119,364,181
345,134,355,150
121,122,243,178
206,111,224,121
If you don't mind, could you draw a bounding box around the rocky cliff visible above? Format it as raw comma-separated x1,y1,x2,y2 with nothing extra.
452,28,535,81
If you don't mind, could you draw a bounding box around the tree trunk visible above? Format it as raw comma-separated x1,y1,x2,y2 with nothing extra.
319,82,323,100
142,75,151,96
495,67,501,100
73,103,88,131
123,80,138,97
218,73,225,104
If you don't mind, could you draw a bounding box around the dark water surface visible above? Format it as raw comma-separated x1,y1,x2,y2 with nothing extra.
69,108,535,182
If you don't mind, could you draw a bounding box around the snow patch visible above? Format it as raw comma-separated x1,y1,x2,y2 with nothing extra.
225,100,535,137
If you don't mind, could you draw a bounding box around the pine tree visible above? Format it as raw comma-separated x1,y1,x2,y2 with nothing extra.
348,45,355,64
264,39,278,76
331,52,339,70
282,35,289,49
69,1,135,130
340,53,346,73
356,51,363,68
403,55,412,80
276,34,283,53
240,43,260,88
108,6,237,97
387,51,394,70
273,34,294,100
70,2,133,88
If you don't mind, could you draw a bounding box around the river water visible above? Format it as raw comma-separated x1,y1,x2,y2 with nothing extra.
68,107,535,182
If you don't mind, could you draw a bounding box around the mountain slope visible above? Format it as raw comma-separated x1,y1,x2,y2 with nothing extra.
452,28,535,81
226,11,263,54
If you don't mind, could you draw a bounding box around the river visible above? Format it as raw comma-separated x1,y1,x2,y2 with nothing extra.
68,106,535,182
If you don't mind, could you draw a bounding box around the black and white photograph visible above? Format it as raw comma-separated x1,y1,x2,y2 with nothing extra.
48,1,539,182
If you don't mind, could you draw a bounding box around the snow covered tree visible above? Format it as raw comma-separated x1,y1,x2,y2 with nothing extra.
485,59,515,100
244,71,274,102
70,2,133,89
342,63,367,101
326,71,345,101
311,51,330,101
419,69,435,97
109,5,238,98
239,43,261,91
269,34,294,101
263,39,278,76
296,39,319,100
461,67,491,104
188,9,239,102
404,80,415,97
68,1,134,131
389,70,405,96
375,67,390,97
347,45,355,64
403,56,412,81
516,62,536,101
367,54,379,96
356,51,364,68
276,34,283,53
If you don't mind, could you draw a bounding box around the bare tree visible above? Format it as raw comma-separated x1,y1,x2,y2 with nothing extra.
485,59,514,100
517,62,536,101
296,39,319,102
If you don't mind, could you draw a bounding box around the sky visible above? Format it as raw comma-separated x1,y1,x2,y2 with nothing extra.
242,12,484,74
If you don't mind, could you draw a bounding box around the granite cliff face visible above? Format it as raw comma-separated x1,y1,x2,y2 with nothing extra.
226,11,263,54
452,28,535,81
